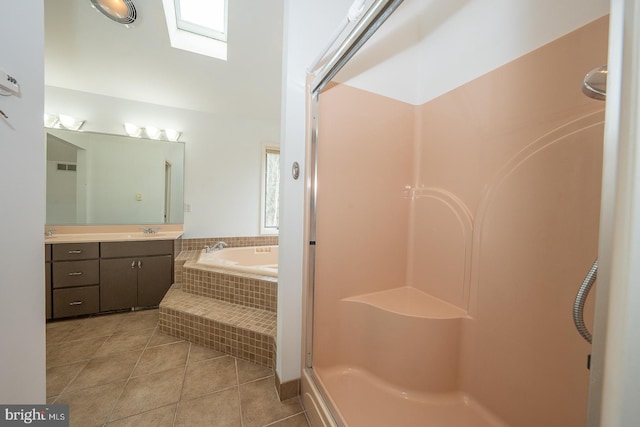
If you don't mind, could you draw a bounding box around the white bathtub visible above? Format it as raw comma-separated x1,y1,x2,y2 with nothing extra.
196,245,278,277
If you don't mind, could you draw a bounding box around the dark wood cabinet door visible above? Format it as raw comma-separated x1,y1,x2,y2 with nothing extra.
137,255,173,307
45,262,52,320
100,257,138,311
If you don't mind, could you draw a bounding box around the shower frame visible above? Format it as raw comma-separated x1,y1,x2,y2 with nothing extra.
301,0,640,425
303,1,405,425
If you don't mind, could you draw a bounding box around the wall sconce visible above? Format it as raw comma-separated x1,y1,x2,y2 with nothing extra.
44,113,85,131
123,122,182,141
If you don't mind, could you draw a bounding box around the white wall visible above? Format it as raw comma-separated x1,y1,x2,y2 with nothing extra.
591,0,640,424
278,0,353,383
45,87,279,236
0,0,46,403
47,160,78,223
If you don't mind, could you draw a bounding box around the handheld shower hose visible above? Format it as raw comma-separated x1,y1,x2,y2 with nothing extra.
573,259,598,344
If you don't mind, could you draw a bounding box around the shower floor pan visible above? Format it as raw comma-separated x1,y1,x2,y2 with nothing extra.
314,366,508,427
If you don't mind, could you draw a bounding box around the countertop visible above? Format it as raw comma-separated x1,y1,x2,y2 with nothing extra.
44,231,183,244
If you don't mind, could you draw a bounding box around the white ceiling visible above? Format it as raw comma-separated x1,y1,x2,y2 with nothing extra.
44,0,284,121
338,0,610,105
45,0,610,125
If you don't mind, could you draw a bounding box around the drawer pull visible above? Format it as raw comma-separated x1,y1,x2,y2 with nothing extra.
68,301,84,306
68,250,83,254
131,261,137,268
68,272,83,276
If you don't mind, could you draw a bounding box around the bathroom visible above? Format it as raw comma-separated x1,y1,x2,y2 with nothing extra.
3,0,640,426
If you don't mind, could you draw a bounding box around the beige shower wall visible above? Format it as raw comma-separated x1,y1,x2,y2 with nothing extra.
313,15,607,426
442,16,607,427
314,84,414,367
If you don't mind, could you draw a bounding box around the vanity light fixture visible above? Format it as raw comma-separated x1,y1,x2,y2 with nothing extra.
44,113,59,128
123,122,181,141
144,126,162,140
58,114,86,131
164,128,181,142
90,0,137,27
124,122,143,137
44,113,85,131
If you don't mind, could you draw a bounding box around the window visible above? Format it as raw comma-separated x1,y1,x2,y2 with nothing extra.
161,0,228,60
261,145,280,234
175,0,227,42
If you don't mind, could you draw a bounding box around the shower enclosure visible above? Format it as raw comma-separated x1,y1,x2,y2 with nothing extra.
301,1,609,426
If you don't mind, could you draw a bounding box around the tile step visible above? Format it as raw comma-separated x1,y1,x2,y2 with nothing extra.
159,284,276,368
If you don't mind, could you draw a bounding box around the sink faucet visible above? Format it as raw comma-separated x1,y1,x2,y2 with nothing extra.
205,241,228,252
44,228,56,237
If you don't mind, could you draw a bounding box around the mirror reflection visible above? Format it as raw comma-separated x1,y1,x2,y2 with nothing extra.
46,128,184,225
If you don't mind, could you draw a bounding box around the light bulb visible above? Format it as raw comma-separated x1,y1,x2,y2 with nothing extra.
124,122,142,137
58,114,84,131
95,0,130,19
145,126,161,139
44,113,59,128
164,129,181,141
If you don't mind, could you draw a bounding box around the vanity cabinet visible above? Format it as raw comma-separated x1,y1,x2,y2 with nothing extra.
45,245,52,320
100,240,173,312
51,243,100,318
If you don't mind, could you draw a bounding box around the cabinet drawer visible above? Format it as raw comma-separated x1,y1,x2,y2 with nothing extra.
101,240,173,258
53,286,99,318
52,243,99,261
52,260,100,288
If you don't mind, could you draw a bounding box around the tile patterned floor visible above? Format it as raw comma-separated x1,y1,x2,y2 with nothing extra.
46,309,310,427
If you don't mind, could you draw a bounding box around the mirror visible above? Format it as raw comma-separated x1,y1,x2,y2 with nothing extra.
46,128,184,225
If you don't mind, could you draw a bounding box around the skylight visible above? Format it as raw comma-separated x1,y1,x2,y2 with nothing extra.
161,0,228,61
175,0,227,42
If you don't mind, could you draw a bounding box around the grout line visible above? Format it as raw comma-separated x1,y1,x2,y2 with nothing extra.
235,357,245,427
103,318,157,425
172,342,191,427
47,359,90,402
178,342,192,401
262,410,308,427
239,372,275,387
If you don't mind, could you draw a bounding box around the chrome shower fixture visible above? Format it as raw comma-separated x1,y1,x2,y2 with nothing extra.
582,65,607,101
90,0,137,27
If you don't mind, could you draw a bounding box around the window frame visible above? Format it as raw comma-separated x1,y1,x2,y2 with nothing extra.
174,0,228,43
260,144,280,235
161,0,228,61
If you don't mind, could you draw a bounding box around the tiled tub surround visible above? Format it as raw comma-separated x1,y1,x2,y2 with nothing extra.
180,236,278,251
161,240,278,371
183,266,277,311
173,236,278,283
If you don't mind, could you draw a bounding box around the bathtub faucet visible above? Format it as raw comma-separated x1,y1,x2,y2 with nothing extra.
205,241,228,252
